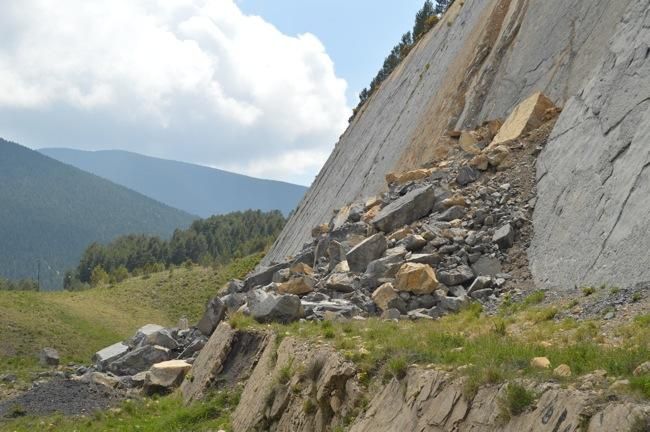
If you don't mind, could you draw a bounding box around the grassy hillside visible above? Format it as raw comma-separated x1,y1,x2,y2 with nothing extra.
0,138,196,290
40,148,307,218
0,255,260,375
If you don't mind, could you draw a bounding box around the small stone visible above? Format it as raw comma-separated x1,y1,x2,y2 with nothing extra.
398,234,427,252
633,361,650,377
468,276,492,294
493,224,515,250
381,308,401,320
469,154,489,171
609,379,630,392
530,357,551,369
39,348,60,367
145,360,192,394
553,364,572,377
459,131,481,155
387,227,413,242
438,206,467,222
290,262,314,276
456,167,481,186
277,276,315,296
437,265,475,286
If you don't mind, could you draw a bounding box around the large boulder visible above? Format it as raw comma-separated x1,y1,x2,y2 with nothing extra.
394,263,439,295
372,185,436,233
247,290,304,323
493,224,515,250
144,360,192,395
490,92,556,146
346,233,388,273
325,273,357,293
108,345,170,376
93,342,129,371
132,324,165,347
371,282,399,311
146,328,179,350
362,253,406,289
197,296,227,336
386,168,434,185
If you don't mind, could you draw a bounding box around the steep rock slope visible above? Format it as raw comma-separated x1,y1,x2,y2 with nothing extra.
40,148,307,218
264,0,634,268
531,0,650,288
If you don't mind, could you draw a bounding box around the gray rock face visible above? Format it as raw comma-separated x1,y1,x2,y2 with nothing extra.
108,345,170,376
197,296,227,336
437,265,475,286
263,0,631,266
246,289,304,323
372,186,436,233
93,342,129,371
346,233,388,273
531,0,650,289
493,224,515,250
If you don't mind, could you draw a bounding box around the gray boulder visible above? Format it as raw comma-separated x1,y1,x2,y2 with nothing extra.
398,234,427,252
493,224,515,250
197,296,227,336
247,289,304,323
362,253,405,289
108,345,170,376
346,233,388,273
372,185,436,233
327,240,347,271
437,205,467,222
178,336,208,359
467,276,492,295
471,256,502,276
146,329,179,350
39,348,59,367
243,262,290,291
221,293,246,314
93,342,129,371
456,167,480,186
437,265,475,286
324,272,356,292
132,324,165,347
407,253,442,266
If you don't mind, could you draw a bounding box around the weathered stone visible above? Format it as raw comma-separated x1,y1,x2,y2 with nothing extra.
407,253,442,267
387,227,413,242
467,276,492,295
108,345,170,376
302,299,363,319
221,293,246,314
469,288,493,300
39,348,59,367
485,145,512,169
381,308,402,320
469,154,489,170
179,336,207,359
398,234,427,252
439,295,469,312
290,262,314,276
493,224,515,250
243,262,290,291
554,364,572,377
633,361,650,377
327,240,347,271
197,296,227,336
362,204,382,223
346,233,387,273
247,289,304,323
311,224,329,238
362,254,405,289
278,276,315,296
437,265,474,286
395,263,439,295
437,205,466,222
226,279,245,294
371,283,399,311
332,260,350,273
456,167,480,186
441,195,467,208
491,92,556,146
372,185,436,233
386,168,434,185
147,328,179,350
459,131,481,155
325,273,356,293
531,357,551,369
93,342,129,371
145,360,192,394
132,324,165,346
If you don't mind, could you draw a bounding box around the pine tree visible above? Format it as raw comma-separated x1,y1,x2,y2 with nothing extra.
413,0,435,41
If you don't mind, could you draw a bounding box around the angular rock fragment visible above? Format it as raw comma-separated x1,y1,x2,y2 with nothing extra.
247,290,304,323
437,265,475,286
108,345,170,376
491,92,556,146
145,360,192,394
147,328,179,350
243,262,290,291
394,263,439,295
456,167,480,186
325,273,356,293
197,296,227,336
93,342,129,371
372,185,436,233
438,205,466,222
493,224,515,250
278,275,315,296
346,233,387,273
39,348,59,367
371,282,399,311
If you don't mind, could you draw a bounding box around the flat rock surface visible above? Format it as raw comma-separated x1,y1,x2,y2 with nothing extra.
0,379,122,418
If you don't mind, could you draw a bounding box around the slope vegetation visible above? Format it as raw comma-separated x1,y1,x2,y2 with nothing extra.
0,138,196,290
40,148,307,218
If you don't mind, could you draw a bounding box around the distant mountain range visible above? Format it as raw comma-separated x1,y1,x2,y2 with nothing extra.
0,138,196,290
39,148,307,218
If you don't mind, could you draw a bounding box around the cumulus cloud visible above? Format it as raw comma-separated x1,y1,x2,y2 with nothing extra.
0,0,350,185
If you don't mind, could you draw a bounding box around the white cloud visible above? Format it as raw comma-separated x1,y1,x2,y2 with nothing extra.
0,0,350,185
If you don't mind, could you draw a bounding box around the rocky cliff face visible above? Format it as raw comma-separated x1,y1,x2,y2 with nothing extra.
265,0,646,291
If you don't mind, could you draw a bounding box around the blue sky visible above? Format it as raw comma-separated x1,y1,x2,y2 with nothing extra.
238,0,426,105
0,0,428,185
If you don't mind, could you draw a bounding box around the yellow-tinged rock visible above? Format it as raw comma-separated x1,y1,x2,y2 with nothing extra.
441,195,467,208
395,263,439,295
311,224,329,238
278,276,315,295
365,196,382,210
469,154,489,171
459,131,481,155
553,364,572,377
485,145,512,169
385,168,434,185
485,119,503,139
530,357,551,369
362,204,381,223
491,92,556,146
387,227,413,242
371,282,399,311
290,262,314,276
147,360,192,388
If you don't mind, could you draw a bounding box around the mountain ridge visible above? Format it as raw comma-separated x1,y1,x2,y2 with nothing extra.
39,148,307,218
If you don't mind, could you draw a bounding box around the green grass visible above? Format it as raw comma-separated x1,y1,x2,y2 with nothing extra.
0,391,239,432
499,383,536,420
0,255,260,377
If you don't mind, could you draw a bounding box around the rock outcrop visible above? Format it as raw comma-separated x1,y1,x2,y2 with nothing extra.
264,0,635,272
